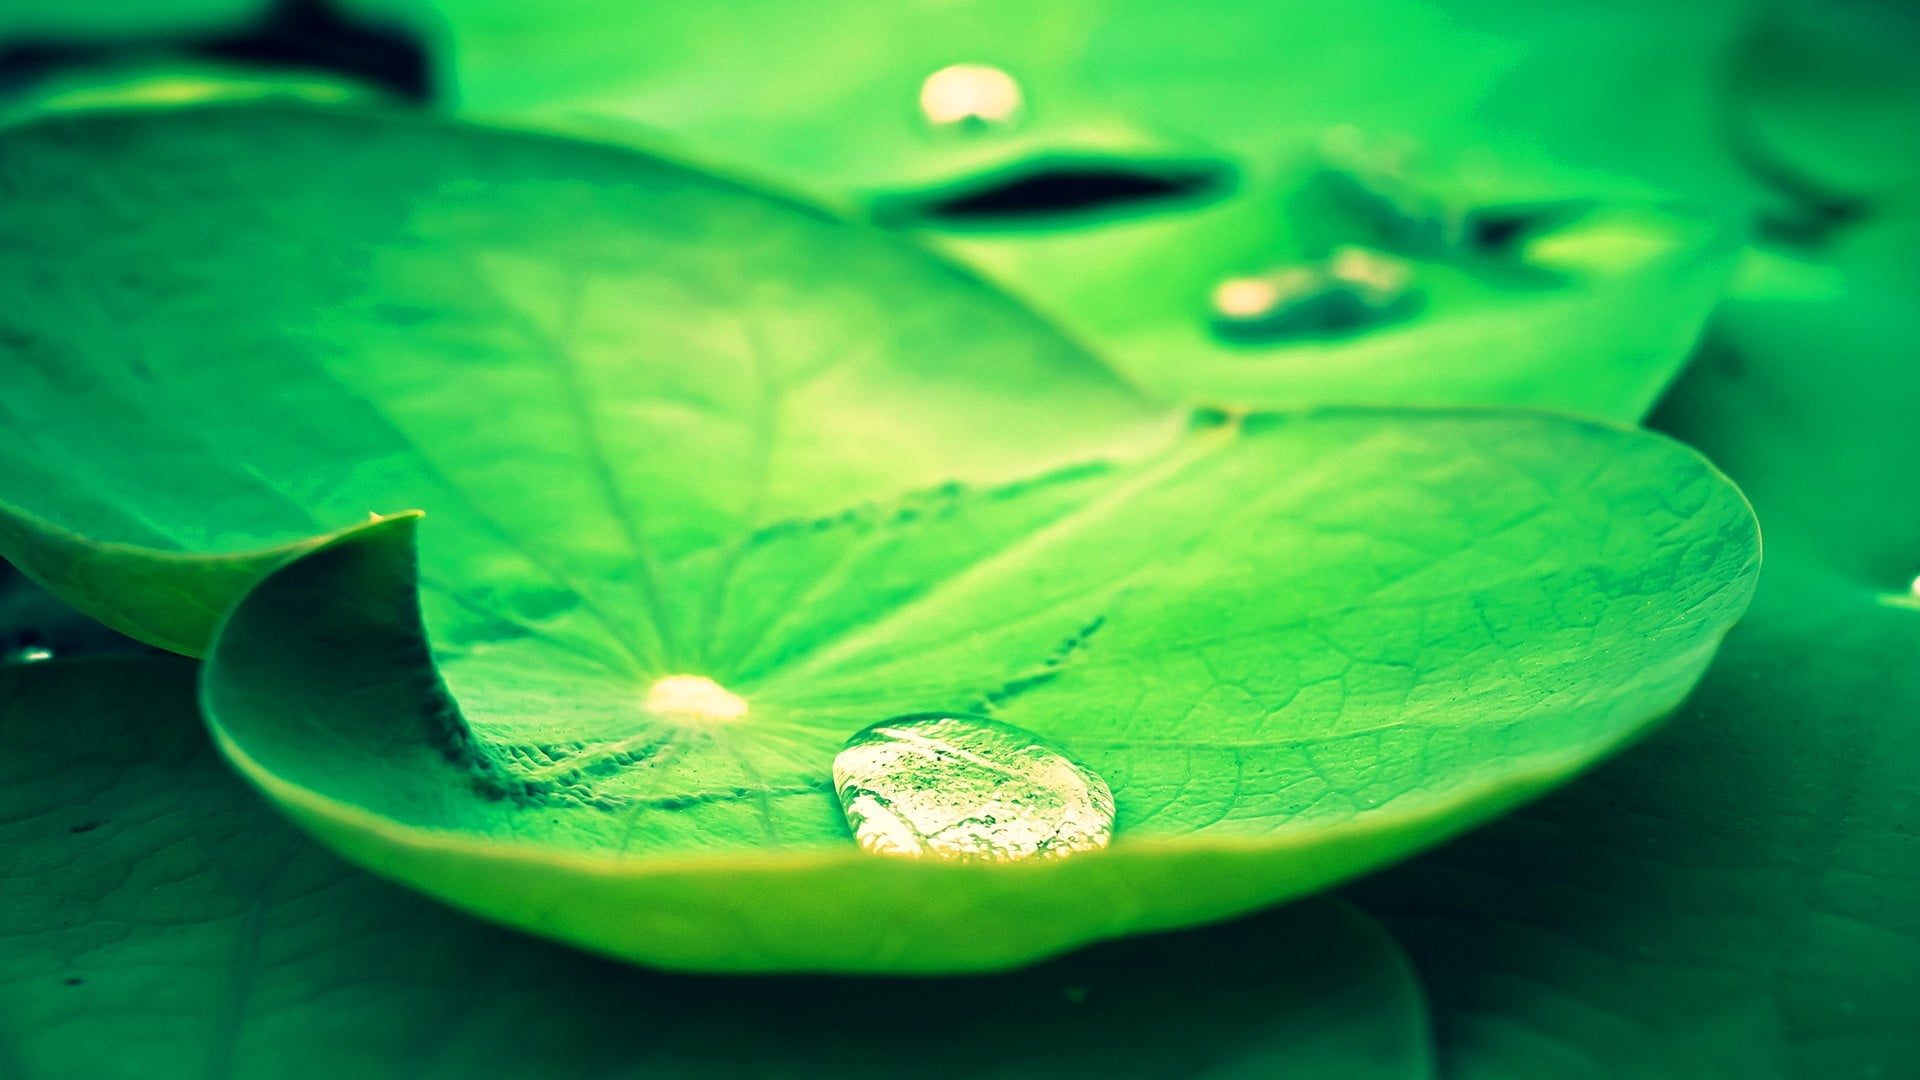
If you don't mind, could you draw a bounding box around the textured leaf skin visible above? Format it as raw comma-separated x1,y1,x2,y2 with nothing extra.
346,0,1747,419
0,657,1436,1080
200,408,1759,972
0,104,1759,972
1349,222,1920,1076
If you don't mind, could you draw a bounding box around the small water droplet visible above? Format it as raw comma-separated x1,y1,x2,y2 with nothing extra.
919,63,1024,131
1209,245,1421,343
833,713,1114,861
6,645,54,664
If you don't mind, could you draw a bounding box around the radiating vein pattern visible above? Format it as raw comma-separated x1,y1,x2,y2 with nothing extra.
2,106,1758,871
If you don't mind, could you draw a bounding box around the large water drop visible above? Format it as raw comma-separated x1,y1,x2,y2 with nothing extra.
833,713,1114,861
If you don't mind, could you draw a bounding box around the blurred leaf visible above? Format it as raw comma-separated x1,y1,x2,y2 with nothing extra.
1731,0,1920,204
0,59,385,127
1348,216,1920,1077
0,656,1440,1079
344,0,1749,418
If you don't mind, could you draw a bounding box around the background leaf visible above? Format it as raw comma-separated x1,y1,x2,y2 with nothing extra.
339,0,1749,419
1346,214,1920,1077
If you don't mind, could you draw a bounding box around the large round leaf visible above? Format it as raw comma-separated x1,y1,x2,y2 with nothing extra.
197,409,1758,974
348,0,1747,420
0,104,1759,972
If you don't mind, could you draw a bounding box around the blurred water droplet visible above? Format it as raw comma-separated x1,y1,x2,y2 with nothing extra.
919,64,1024,131
834,713,1114,861
6,645,54,664
1210,245,1421,343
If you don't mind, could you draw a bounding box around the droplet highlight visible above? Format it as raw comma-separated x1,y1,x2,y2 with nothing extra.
4,645,54,664
833,713,1114,861
919,63,1025,130
1210,245,1421,343
645,675,747,723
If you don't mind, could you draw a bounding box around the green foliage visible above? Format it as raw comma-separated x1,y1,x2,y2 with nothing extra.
1,0,1915,1069
0,103,1757,972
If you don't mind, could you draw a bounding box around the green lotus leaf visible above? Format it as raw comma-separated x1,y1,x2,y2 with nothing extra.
345,0,1746,419
0,103,1758,972
0,655,1440,1079
1347,217,1920,1075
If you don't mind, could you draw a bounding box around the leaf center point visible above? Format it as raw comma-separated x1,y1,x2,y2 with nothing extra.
645,675,749,723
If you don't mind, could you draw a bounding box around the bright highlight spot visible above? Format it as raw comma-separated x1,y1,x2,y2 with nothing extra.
919,63,1024,127
1211,276,1283,320
645,675,748,723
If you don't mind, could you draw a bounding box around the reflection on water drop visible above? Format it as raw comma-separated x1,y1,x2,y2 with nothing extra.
6,645,54,664
833,713,1114,861
1210,245,1421,343
919,63,1024,130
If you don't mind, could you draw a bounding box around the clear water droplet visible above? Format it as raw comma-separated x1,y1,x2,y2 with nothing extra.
1209,245,1421,343
919,63,1025,131
834,713,1114,861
